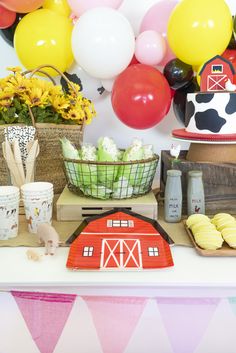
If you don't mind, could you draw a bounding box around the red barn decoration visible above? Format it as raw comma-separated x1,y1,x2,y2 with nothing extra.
199,55,235,92
66,209,174,270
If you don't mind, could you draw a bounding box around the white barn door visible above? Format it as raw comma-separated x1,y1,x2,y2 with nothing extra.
100,239,142,269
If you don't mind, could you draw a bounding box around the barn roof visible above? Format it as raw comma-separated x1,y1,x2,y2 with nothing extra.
66,208,174,246
199,55,235,76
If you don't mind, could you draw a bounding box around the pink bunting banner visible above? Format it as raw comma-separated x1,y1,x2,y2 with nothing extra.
228,297,236,316
156,297,220,353
82,296,147,353
11,291,76,353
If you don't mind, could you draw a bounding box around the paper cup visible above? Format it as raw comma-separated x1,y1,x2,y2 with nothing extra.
0,186,19,196
0,187,19,202
21,182,53,193
22,192,54,201
23,198,53,234
0,199,19,240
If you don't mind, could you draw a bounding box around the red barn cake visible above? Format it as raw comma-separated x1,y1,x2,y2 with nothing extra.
172,55,236,139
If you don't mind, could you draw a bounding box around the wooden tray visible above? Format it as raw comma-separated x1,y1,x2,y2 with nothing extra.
183,221,236,256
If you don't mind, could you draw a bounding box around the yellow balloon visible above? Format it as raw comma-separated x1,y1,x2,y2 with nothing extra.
43,0,71,17
167,0,232,66
192,65,199,73
14,9,74,76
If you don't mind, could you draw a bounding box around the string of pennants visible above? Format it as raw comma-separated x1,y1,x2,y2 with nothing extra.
1,291,236,353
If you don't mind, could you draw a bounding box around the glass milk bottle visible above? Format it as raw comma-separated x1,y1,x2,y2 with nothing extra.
187,170,205,216
164,170,182,223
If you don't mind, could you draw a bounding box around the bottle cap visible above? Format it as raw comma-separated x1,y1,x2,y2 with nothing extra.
188,170,202,177
167,169,182,177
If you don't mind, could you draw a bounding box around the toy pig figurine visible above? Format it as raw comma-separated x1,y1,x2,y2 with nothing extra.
37,223,60,255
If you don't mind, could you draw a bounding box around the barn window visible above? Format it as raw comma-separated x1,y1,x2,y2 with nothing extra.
107,220,134,227
83,246,94,257
148,247,159,257
211,64,223,73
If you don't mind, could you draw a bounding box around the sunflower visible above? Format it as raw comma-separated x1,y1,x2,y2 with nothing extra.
50,95,70,112
6,72,30,95
84,106,96,125
64,108,84,122
30,77,54,92
21,87,49,107
0,99,12,109
0,87,14,101
49,84,64,97
68,82,81,97
6,66,22,73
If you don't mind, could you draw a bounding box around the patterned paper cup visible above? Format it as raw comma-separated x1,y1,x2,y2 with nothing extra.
0,186,19,200
21,182,53,194
0,186,19,195
22,192,54,201
0,199,19,239
23,197,53,234
0,186,20,239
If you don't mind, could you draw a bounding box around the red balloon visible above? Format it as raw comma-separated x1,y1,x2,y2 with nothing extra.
111,64,171,129
0,5,16,29
0,0,43,13
170,88,176,99
222,49,236,71
129,54,139,66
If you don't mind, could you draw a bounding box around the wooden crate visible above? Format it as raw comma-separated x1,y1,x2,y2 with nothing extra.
160,150,236,214
57,186,158,221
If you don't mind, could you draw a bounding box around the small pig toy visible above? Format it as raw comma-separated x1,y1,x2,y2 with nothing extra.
37,223,60,255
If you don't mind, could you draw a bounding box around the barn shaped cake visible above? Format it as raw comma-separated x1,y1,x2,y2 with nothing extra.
66,209,174,270
172,55,236,140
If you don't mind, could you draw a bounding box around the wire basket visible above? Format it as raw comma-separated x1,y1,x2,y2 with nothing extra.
63,154,159,200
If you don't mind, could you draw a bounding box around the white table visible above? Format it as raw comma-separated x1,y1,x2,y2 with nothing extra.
0,245,235,296
1,246,236,353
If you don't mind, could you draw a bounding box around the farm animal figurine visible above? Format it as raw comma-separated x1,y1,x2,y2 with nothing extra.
26,249,42,261
37,223,60,255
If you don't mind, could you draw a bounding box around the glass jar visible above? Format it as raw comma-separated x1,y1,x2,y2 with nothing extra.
187,170,205,216
164,169,182,223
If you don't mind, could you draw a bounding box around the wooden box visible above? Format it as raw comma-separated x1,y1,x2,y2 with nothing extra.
160,150,236,214
57,186,158,221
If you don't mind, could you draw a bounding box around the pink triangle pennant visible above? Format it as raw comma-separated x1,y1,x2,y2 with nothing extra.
82,296,147,353
156,297,220,353
11,291,76,353
228,297,236,316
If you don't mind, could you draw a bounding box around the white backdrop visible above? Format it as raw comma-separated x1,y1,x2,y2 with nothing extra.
0,0,235,183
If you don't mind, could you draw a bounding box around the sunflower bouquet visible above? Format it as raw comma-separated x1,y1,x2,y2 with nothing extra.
0,67,96,125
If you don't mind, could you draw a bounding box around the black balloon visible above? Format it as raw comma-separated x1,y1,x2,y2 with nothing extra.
164,58,194,90
227,17,236,49
173,78,200,126
60,72,83,94
227,32,236,50
0,13,25,47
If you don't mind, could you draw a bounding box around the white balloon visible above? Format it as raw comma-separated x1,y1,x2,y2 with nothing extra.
225,0,236,15
119,0,159,36
61,63,105,101
72,7,135,79
101,77,116,92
